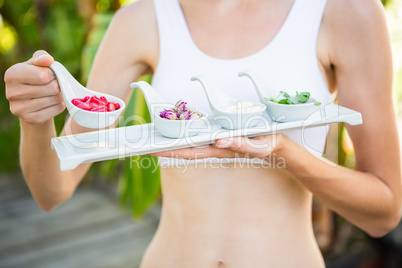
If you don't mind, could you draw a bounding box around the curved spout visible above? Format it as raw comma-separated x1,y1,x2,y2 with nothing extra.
130,81,170,122
49,61,126,129
238,70,273,101
49,61,82,102
191,75,234,111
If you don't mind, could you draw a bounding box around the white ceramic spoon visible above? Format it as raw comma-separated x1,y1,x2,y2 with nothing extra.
49,61,125,129
130,81,209,138
191,75,266,129
239,69,320,122
238,70,274,101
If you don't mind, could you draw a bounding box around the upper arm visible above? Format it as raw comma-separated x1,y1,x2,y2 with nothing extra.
86,0,158,102
325,0,400,188
61,0,158,183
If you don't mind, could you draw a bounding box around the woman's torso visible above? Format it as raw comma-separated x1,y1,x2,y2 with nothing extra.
139,0,333,266
142,165,324,267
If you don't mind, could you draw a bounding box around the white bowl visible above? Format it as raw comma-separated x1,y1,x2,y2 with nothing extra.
131,81,211,138
211,103,266,129
191,75,266,130
50,61,125,129
154,110,210,138
67,95,125,129
263,97,320,122
238,70,321,123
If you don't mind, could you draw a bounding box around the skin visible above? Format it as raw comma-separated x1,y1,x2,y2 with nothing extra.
4,0,401,266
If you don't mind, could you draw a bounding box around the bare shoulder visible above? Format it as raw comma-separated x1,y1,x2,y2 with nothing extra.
114,0,156,31
323,0,386,35
321,0,389,65
325,0,385,20
110,0,158,68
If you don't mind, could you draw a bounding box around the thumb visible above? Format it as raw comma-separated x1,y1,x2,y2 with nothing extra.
28,50,54,67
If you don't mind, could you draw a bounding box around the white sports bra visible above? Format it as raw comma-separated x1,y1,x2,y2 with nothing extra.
151,0,332,167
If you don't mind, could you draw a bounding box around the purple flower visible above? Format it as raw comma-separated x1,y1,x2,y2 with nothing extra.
189,113,200,120
160,110,168,118
179,110,191,120
161,101,199,121
164,110,177,120
175,101,187,113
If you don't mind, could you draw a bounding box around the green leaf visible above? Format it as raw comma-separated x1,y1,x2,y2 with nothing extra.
314,102,322,106
278,99,289,104
283,92,290,98
174,99,182,106
286,99,295,104
300,92,311,98
296,91,309,103
269,98,278,103
296,95,308,103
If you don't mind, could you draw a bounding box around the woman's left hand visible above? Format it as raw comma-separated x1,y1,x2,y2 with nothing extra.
150,133,286,161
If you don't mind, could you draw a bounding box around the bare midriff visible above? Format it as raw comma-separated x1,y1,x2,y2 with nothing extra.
140,163,325,268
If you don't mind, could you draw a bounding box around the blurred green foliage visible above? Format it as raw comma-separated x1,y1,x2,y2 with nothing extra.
0,0,160,218
382,0,391,6
0,0,87,170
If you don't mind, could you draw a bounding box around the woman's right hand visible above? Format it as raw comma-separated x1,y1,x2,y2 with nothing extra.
4,50,66,125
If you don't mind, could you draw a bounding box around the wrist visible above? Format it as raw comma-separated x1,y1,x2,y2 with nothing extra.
272,133,289,156
261,133,290,168
269,133,308,172
20,118,54,131
20,118,56,144
275,133,316,176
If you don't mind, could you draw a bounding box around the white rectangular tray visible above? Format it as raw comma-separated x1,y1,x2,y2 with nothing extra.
51,104,362,171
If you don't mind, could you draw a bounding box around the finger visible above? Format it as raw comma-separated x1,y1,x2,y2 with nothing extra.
15,93,63,114
27,50,54,67
215,136,247,151
217,136,274,159
29,93,64,113
215,137,250,155
215,138,232,148
7,79,60,100
6,63,56,85
21,102,66,125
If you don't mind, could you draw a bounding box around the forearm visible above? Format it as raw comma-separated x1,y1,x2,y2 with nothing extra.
280,135,401,237
20,119,74,210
